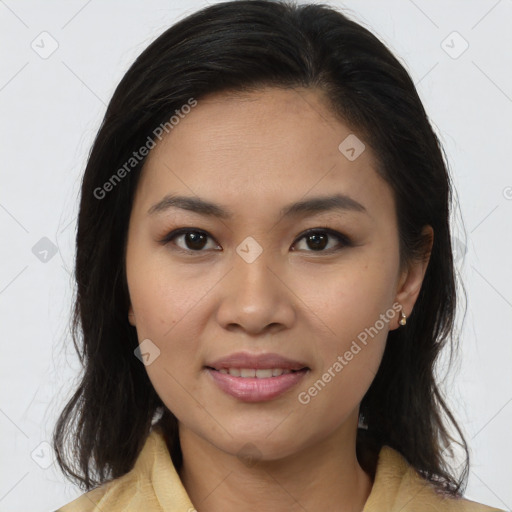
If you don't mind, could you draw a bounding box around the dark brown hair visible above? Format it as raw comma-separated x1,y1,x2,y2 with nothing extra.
53,0,469,495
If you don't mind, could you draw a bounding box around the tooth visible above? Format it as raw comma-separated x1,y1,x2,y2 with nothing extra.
222,368,296,378
256,369,273,378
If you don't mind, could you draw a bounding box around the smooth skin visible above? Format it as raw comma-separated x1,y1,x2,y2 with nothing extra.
125,87,433,512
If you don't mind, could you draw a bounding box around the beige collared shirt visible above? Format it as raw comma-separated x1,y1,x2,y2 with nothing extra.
56,426,503,512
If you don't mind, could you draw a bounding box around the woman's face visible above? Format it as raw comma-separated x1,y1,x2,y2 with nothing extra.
125,87,428,461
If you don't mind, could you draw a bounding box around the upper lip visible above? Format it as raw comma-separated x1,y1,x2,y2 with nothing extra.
206,351,309,371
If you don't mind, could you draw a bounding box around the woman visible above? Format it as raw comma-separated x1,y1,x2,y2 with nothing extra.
54,1,503,510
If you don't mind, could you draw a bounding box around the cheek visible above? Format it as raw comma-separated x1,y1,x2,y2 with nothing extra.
292,250,398,344
127,244,213,339
129,266,210,424
291,251,397,407
126,247,209,398
128,274,207,379
294,303,389,436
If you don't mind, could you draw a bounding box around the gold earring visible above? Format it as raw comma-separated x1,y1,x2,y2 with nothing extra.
399,308,407,326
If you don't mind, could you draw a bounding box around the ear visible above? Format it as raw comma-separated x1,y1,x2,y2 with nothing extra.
391,225,433,329
128,304,136,326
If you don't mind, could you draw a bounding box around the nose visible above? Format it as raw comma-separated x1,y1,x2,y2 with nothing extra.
215,249,296,336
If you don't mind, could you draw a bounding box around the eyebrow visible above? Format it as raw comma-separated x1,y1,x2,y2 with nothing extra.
147,193,367,219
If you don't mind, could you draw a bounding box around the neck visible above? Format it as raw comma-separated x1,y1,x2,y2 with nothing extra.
177,419,373,512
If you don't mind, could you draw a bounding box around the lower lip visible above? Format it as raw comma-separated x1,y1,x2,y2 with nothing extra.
206,368,308,402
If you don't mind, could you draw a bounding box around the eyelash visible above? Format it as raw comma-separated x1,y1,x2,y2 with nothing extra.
158,227,352,255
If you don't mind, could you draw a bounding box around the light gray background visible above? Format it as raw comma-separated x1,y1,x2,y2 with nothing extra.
1,1,511,511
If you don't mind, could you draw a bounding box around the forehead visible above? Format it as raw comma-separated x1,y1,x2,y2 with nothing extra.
134,87,393,222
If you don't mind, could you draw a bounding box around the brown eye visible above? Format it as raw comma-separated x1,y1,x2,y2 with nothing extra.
292,229,351,252
160,228,220,252
179,231,208,250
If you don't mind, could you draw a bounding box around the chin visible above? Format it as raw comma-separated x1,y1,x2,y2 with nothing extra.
223,437,300,464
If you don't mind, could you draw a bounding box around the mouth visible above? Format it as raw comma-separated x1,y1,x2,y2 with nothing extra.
204,352,310,402
206,351,309,372
206,367,308,377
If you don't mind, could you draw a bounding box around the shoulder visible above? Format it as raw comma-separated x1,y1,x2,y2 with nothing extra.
55,426,188,512
55,483,113,512
363,446,504,512
55,467,146,512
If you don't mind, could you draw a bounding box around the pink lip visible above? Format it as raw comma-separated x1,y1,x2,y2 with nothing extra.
206,368,309,402
205,351,310,402
206,351,308,371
